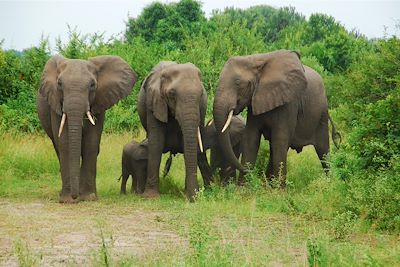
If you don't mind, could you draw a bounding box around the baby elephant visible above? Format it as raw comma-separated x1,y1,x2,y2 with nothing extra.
204,115,245,184
120,139,148,194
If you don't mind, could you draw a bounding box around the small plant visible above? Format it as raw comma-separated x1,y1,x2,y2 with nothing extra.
243,163,265,193
331,211,357,240
188,217,211,265
13,239,40,267
194,186,206,201
307,238,328,267
92,226,114,267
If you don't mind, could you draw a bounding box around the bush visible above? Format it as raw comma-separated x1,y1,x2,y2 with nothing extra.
332,37,400,232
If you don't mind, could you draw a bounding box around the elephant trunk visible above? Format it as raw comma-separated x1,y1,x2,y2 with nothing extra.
180,106,200,201
67,111,83,199
213,89,245,173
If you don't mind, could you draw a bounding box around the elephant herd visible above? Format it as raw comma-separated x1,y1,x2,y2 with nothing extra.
36,50,340,203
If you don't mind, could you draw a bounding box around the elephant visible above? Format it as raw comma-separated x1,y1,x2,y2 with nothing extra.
36,55,137,203
212,49,340,187
120,139,175,194
137,61,211,200
203,116,245,184
120,139,148,194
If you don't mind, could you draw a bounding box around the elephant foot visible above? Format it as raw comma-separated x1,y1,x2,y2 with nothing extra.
142,189,160,199
59,195,79,204
79,193,98,202
185,189,198,202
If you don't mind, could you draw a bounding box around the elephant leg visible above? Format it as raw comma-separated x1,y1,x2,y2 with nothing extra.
80,148,99,201
120,166,129,194
143,115,166,198
239,122,262,185
270,131,289,188
197,152,213,188
80,114,104,201
267,154,273,180
130,173,136,194
265,142,273,180
134,160,147,194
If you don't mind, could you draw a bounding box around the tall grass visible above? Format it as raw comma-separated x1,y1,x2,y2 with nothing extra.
1,133,399,265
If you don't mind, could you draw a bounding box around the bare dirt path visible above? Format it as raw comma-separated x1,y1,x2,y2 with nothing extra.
0,200,186,266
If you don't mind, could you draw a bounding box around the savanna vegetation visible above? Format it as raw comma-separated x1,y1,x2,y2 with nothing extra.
0,0,399,265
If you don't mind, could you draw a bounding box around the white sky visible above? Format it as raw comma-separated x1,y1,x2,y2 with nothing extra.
0,0,399,51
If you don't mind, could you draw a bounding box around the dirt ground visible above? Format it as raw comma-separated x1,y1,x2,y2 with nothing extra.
0,200,187,266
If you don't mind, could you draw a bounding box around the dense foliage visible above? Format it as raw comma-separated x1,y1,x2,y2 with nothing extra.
0,0,398,232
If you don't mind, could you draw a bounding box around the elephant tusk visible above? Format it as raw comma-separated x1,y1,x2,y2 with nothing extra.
58,113,66,137
197,127,204,153
207,119,214,126
221,110,233,133
86,111,95,126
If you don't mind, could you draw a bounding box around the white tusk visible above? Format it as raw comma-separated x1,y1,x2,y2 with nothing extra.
207,119,214,126
221,110,233,133
86,111,95,126
58,113,66,137
197,127,204,153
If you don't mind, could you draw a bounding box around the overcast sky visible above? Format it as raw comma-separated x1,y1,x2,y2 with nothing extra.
0,0,399,51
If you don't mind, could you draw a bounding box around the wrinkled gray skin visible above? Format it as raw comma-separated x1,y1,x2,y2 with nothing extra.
120,139,148,194
203,116,245,184
37,55,137,203
213,50,338,186
137,61,211,201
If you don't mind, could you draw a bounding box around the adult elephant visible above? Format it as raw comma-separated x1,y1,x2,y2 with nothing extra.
37,55,137,203
137,61,210,200
213,50,339,186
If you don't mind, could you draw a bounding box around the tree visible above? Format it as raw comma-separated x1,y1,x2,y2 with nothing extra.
125,0,206,48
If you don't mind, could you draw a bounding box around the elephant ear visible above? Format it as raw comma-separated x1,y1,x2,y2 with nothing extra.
200,85,208,126
89,56,137,114
39,55,65,115
251,51,307,116
144,61,176,123
151,74,168,123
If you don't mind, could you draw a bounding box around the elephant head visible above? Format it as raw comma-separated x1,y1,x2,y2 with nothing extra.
143,62,207,129
212,50,307,171
39,55,137,199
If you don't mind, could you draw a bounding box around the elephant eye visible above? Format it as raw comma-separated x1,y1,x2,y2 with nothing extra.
168,88,176,98
57,79,63,90
235,78,241,86
89,80,96,91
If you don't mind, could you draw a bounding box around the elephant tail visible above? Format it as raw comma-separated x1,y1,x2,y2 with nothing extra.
162,152,174,178
328,114,342,149
117,174,122,182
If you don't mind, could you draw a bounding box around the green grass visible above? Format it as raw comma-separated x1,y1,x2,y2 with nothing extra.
0,132,399,266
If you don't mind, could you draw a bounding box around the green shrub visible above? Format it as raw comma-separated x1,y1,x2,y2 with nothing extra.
332,36,400,232
307,238,328,267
